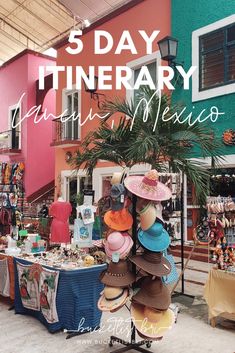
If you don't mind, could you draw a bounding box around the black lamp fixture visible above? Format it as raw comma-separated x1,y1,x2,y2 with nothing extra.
84,75,105,109
157,36,181,67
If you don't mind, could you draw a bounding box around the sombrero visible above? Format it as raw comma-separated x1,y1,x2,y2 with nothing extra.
131,303,174,339
138,222,170,252
132,276,171,310
124,170,172,201
105,231,133,259
130,250,171,277
104,208,133,231
97,286,129,312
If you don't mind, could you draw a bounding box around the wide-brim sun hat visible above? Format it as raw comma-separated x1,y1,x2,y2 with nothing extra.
130,250,171,277
105,231,133,259
131,303,174,339
139,203,157,231
124,170,172,201
138,222,170,252
100,259,136,288
131,276,171,311
98,286,129,312
104,208,133,231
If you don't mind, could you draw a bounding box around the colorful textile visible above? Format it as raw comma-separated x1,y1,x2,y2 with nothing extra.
0,254,15,300
16,262,40,311
40,268,59,323
0,258,10,297
74,218,93,247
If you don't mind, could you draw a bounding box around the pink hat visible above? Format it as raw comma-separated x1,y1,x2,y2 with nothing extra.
124,170,172,201
105,232,133,259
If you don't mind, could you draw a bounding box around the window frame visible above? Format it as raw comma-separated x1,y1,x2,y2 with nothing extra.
192,14,235,102
62,86,81,140
8,103,21,149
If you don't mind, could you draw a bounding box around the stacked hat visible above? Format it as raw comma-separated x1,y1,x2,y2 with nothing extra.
98,178,135,313
124,170,175,339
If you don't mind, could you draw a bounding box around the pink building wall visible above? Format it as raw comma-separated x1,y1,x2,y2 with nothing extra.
0,51,56,198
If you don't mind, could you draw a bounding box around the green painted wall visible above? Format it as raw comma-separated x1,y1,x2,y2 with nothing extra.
172,0,235,156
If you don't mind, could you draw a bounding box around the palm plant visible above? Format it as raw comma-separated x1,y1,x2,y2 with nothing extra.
72,86,223,205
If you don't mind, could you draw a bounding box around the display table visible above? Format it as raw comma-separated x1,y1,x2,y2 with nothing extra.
0,253,15,301
204,268,235,327
14,257,106,333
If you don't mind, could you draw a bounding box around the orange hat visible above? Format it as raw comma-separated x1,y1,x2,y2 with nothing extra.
104,208,133,231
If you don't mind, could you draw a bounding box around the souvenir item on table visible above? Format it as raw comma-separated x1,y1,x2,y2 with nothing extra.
124,169,172,201
78,204,96,225
138,222,170,252
74,218,93,247
100,259,136,288
49,200,72,244
104,208,133,231
39,267,59,323
83,255,95,267
139,203,157,231
105,231,133,259
130,250,171,277
162,251,178,285
92,250,106,264
0,258,10,297
16,262,40,311
132,276,171,311
98,286,129,312
111,169,126,185
110,184,126,211
131,303,174,339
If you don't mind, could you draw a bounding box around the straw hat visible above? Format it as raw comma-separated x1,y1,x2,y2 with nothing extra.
98,286,129,312
138,222,170,252
105,232,133,259
131,303,174,339
111,169,126,185
139,203,157,231
100,260,136,288
132,276,171,310
124,170,172,201
130,250,171,277
104,208,133,231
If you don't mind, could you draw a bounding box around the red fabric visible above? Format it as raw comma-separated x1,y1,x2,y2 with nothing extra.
49,201,72,243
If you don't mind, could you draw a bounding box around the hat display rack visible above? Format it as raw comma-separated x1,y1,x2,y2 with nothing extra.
99,169,183,353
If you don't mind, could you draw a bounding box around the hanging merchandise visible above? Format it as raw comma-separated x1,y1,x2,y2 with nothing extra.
98,286,129,312
99,260,136,288
138,222,170,252
104,208,133,231
104,231,133,259
39,267,59,324
110,184,126,211
162,251,179,285
49,199,72,244
77,204,96,225
73,218,93,247
130,250,171,277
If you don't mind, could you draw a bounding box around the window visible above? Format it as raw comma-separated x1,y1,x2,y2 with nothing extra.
126,51,161,102
199,24,235,90
192,15,235,101
63,90,80,140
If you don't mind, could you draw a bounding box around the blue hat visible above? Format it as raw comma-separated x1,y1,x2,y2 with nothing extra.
138,222,170,252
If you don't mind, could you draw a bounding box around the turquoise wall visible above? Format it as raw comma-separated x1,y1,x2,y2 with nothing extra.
172,0,235,156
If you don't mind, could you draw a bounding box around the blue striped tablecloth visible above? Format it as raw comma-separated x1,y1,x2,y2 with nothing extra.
14,257,106,333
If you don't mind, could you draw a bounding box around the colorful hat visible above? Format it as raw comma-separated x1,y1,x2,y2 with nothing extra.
110,184,126,211
139,203,157,231
131,303,174,339
124,170,172,201
105,232,133,259
138,222,170,252
104,208,133,231
98,286,129,312
155,203,164,224
130,250,171,277
100,259,136,288
111,169,126,185
132,276,171,310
